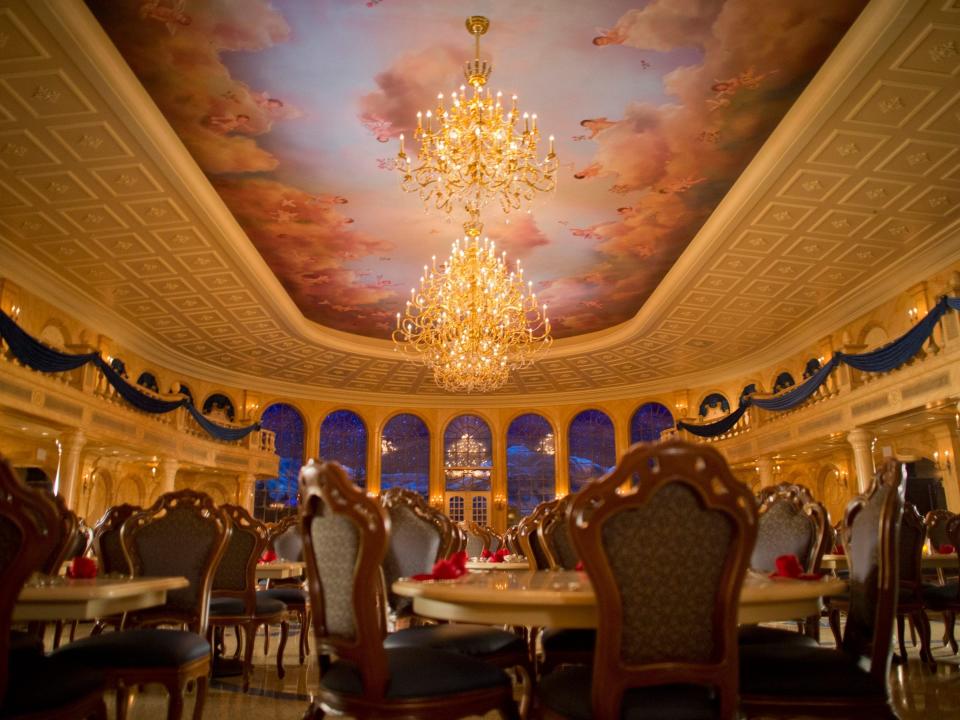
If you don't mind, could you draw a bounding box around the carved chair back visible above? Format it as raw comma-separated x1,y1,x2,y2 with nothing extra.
751,483,829,574
924,509,956,549
839,460,904,686
213,504,270,615
300,460,394,699
898,503,927,602
120,489,231,634
270,515,304,561
503,526,522,556
540,494,579,570
0,458,60,704
93,503,140,575
517,500,555,569
381,488,450,613
42,491,79,574
461,520,488,557
569,441,757,720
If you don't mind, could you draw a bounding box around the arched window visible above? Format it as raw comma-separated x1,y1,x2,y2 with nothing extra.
506,413,556,519
381,413,430,496
568,410,615,494
136,372,159,393
444,415,492,491
739,383,757,405
110,357,128,379
319,410,367,488
698,393,730,419
772,372,795,393
802,358,821,379
630,402,674,443
202,393,236,422
255,403,304,522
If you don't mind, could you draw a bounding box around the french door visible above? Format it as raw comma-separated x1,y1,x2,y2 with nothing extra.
445,491,490,526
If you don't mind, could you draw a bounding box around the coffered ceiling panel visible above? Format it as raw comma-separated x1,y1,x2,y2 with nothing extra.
0,0,958,405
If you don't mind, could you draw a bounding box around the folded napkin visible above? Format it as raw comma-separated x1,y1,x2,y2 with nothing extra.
481,547,510,563
939,544,956,555
258,550,278,564
575,561,584,571
769,554,822,580
412,551,469,581
67,556,98,579
834,544,844,556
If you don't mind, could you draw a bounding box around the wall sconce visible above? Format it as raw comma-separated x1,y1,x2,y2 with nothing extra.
555,490,568,499
934,450,952,472
494,493,506,509
366,490,380,499
430,494,444,508
907,307,919,323
9,304,21,320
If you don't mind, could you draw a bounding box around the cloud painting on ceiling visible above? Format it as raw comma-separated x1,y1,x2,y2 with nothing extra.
87,0,866,339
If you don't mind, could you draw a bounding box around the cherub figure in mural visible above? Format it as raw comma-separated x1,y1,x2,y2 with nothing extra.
570,225,602,241
376,157,397,171
609,184,631,194
359,112,394,142
697,129,720,144
571,135,588,142
203,113,251,133
617,206,639,218
592,27,626,46
656,175,706,194
709,67,779,110
138,0,191,34
579,117,617,139
307,194,349,206
273,209,298,223
573,162,603,180
254,94,286,114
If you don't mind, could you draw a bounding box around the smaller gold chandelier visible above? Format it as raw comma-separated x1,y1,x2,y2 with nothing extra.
396,16,558,231
393,235,551,393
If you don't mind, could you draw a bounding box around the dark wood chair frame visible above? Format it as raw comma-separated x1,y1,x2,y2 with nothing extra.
381,488,454,562
518,500,556,571
539,495,579,571
925,514,960,654
208,504,289,691
89,504,141,636
261,514,310,663
0,458,107,719
562,441,758,720
752,460,904,719
299,460,519,720
105,489,232,720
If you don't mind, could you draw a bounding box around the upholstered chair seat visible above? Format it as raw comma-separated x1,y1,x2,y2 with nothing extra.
209,594,287,617
384,623,525,657
736,625,817,648
320,646,510,699
539,665,719,720
739,643,884,696
922,581,959,608
8,630,44,663
541,628,596,654
260,586,309,604
53,629,210,668
2,655,105,718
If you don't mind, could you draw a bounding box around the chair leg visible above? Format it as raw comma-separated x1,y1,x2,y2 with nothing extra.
828,608,842,647
896,613,907,659
913,609,935,670
277,619,289,679
233,626,243,659
908,615,917,648
297,609,306,665
242,622,257,692
166,680,186,720
945,611,958,654
513,663,532,720
263,623,270,656
303,607,311,655
68,620,78,643
192,675,208,720
115,685,131,720
52,620,64,649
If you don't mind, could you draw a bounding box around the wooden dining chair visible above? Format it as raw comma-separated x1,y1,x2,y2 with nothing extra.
740,460,905,719
921,514,960,654
739,483,829,646
539,494,579,571
298,459,519,720
207,504,289,690
0,458,107,720
538,440,758,720
260,515,311,664
89,504,141,636
518,500,556,571
53,489,231,720
461,519,489,557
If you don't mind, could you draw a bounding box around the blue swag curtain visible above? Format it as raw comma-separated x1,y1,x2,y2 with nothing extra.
0,310,259,442
678,296,956,437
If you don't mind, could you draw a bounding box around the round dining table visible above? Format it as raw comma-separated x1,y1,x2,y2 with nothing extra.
393,569,847,628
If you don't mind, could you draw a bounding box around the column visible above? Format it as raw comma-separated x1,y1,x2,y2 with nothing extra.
238,472,257,514
756,455,774,489
157,457,180,495
58,430,87,510
847,428,874,493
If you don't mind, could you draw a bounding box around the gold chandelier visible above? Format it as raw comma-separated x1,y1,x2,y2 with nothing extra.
393,236,551,393
395,15,558,232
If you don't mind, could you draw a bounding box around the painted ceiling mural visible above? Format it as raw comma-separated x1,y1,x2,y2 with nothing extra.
87,0,867,339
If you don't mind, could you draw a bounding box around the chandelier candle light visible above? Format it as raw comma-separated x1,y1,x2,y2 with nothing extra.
393,16,555,393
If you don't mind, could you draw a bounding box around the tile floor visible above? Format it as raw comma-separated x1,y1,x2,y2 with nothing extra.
54,617,960,719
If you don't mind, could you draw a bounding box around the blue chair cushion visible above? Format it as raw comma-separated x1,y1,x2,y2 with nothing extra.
922,582,959,609
8,630,44,663
320,647,509,698
740,644,883,697
1,655,104,716
209,594,287,617
260,587,309,605
542,628,596,654
384,624,525,656
737,625,818,648
538,664,719,720
52,629,210,668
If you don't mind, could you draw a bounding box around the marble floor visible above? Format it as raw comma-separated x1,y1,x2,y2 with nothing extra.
55,617,960,719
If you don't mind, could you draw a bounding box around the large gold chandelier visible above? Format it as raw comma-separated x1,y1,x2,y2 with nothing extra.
393,236,551,393
395,15,558,232
392,16,555,393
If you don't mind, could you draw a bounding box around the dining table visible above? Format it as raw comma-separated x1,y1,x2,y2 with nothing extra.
393,569,847,628
14,575,189,622
820,552,957,571
464,560,532,572
255,561,305,580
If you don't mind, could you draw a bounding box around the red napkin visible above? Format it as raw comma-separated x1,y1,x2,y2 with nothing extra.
258,550,277,564
67,556,97,579
412,551,469,581
834,544,844,556
487,548,509,563
770,554,822,580
575,560,584,571
481,549,492,559
939,544,956,555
